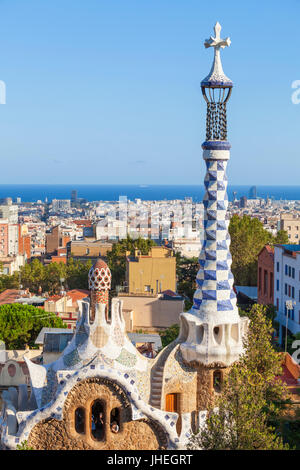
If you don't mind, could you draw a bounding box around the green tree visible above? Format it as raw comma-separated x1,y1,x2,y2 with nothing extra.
66,257,92,290
44,262,66,295
229,215,288,286
188,304,289,450
0,303,65,349
159,324,179,348
176,254,198,308
16,440,34,450
0,272,19,293
19,258,45,293
275,230,289,245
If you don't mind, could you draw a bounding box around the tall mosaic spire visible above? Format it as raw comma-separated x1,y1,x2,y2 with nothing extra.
180,23,248,366
193,21,236,320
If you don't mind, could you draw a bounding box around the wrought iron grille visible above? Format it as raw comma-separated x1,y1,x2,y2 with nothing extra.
201,86,232,141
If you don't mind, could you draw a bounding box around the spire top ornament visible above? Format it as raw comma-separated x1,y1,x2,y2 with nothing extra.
204,21,231,50
201,22,233,141
202,22,233,88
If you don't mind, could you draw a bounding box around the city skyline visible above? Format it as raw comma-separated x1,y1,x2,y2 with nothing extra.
0,0,299,185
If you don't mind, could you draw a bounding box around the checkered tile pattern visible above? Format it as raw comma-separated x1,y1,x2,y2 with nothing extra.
193,158,237,312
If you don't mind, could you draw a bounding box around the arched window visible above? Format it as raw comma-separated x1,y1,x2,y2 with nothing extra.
75,407,85,434
213,370,222,393
91,400,105,441
110,407,120,434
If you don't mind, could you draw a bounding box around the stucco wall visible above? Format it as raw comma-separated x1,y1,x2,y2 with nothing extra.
162,347,197,414
195,363,230,411
28,377,168,450
119,295,183,330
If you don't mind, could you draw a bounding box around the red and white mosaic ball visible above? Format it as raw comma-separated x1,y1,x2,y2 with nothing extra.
88,258,111,291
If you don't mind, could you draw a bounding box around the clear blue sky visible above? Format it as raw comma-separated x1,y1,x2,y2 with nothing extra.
0,0,299,185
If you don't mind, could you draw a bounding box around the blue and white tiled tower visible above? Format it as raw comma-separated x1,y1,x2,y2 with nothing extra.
180,23,248,367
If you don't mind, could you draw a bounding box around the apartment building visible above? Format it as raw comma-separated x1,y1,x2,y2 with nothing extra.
45,225,70,256
274,244,300,344
67,240,113,263
257,245,274,305
280,214,300,243
118,291,184,332
44,289,89,329
0,203,18,223
125,246,176,294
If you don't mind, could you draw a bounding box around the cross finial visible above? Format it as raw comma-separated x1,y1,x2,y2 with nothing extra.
201,22,233,87
204,22,231,51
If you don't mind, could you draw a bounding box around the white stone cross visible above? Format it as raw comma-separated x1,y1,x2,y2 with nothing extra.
204,22,231,50
202,22,232,85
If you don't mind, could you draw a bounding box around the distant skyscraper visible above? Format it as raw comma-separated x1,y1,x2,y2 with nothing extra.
240,196,247,208
249,186,257,199
71,190,78,203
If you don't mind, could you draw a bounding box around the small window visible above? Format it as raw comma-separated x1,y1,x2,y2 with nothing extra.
213,370,222,393
264,270,268,295
110,408,120,434
75,407,85,434
258,267,262,292
91,400,105,441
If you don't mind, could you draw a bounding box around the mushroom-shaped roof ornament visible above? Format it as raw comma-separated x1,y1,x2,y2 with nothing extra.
88,258,111,291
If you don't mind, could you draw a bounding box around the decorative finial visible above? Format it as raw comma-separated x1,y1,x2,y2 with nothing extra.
202,22,233,87
204,22,231,51
201,22,233,141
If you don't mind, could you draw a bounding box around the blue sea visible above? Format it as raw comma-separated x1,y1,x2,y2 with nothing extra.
0,184,300,203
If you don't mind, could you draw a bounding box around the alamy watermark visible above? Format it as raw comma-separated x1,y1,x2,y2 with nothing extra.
291,80,300,104
292,340,300,365
0,80,6,104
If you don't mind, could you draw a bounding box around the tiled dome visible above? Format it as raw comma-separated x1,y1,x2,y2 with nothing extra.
88,258,111,291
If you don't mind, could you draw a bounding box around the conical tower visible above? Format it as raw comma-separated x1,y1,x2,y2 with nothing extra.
179,23,248,408
88,258,111,322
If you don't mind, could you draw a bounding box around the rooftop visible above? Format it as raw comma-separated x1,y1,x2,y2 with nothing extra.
234,286,258,301
280,244,300,252
127,333,162,351
35,327,71,345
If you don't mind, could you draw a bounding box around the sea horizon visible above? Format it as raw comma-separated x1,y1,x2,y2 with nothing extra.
0,184,300,203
